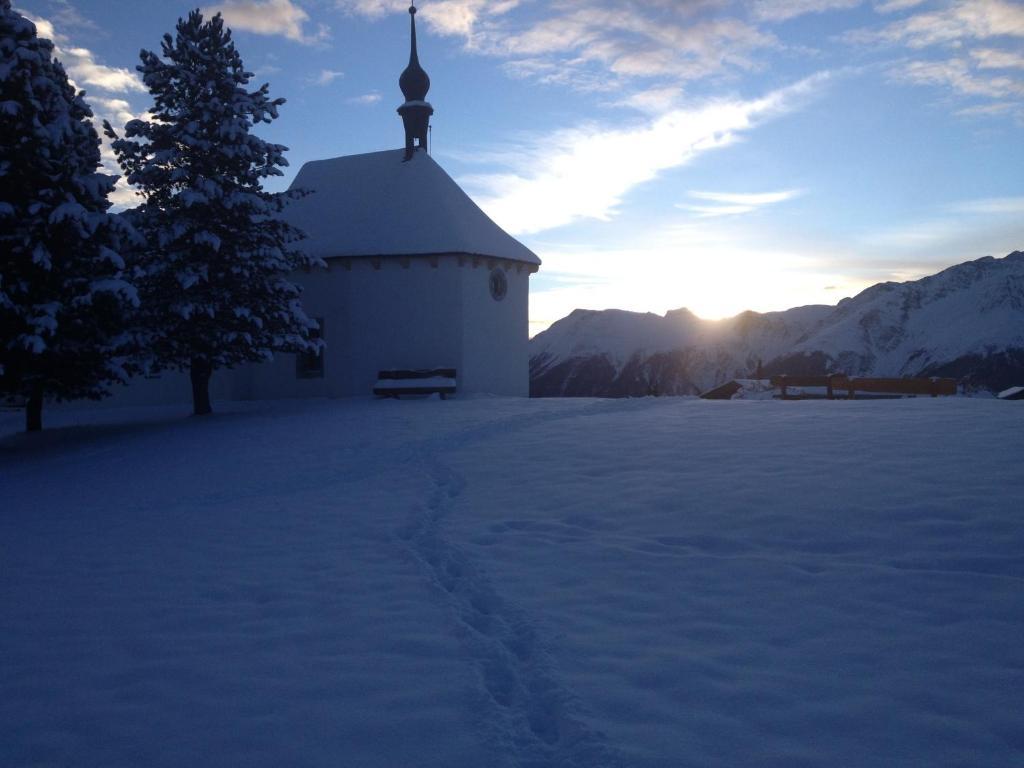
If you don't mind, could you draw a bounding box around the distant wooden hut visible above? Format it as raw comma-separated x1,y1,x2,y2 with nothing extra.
700,381,743,400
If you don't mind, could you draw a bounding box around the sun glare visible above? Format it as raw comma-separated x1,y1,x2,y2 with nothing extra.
529,242,867,334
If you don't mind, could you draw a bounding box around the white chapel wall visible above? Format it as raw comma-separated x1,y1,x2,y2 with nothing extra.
96,252,531,406
239,255,465,399
459,260,530,396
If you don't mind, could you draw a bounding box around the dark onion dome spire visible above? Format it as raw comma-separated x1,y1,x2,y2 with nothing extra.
399,2,430,101
397,2,433,161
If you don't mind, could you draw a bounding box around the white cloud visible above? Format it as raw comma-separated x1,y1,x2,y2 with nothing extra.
38,0,101,32
20,11,149,208
677,189,804,217
96,101,154,210
312,68,345,85
972,47,1024,70
612,86,684,114
347,91,382,104
204,0,330,45
335,0,521,37
894,58,1024,99
105,163,144,209
26,14,57,40
951,196,1024,215
850,0,1024,49
873,0,926,14
24,14,145,94
955,101,1017,116
62,47,147,93
493,9,775,83
91,97,136,128
678,204,764,217
423,0,502,38
687,190,803,206
853,2,1024,112
462,73,829,235
335,0,413,20
338,0,776,91
752,0,861,23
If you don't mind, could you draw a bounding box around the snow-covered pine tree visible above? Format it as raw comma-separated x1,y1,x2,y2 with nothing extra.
105,10,322,416
0,0,139,432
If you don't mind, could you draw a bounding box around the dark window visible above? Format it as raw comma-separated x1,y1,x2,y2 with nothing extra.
489,268,508,301
296,318,324,379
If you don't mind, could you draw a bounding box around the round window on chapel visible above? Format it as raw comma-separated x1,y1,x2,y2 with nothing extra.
489,268,508,301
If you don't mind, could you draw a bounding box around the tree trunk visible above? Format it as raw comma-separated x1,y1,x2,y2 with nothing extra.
190,357,213,416
26,384,43,432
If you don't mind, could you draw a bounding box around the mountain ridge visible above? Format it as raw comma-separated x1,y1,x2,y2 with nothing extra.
530,250,1024,396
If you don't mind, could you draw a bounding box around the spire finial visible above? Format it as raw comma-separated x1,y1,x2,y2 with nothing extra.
400,3,428,98
398,0,433,160
408,3,419,66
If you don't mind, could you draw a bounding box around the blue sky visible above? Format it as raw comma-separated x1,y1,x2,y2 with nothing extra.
17,0,1024,332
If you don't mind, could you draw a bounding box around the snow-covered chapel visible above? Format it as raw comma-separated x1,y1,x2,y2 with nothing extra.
120,4,539,405
247,3,539,398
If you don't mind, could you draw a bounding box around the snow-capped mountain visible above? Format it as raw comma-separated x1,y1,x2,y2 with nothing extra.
530,251,1024,396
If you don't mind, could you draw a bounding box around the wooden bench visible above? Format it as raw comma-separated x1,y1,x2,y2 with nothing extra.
373,368,457,399
772,374,957,400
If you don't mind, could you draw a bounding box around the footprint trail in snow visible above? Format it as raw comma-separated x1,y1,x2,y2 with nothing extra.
396,406,628,767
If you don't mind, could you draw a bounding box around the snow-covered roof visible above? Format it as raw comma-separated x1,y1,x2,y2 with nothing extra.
282,149,540,266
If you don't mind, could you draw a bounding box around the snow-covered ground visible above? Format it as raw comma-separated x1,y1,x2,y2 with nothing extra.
2,396,1022,767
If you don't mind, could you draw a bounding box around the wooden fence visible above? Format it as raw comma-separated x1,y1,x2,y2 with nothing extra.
771,374,958,400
